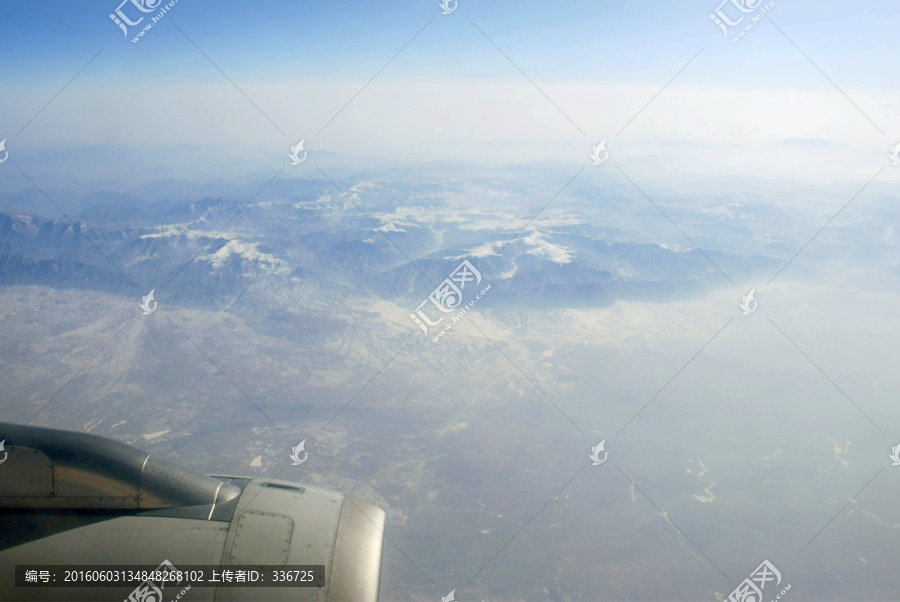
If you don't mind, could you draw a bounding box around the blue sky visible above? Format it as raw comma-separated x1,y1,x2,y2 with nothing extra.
1,0,896,86
0,1,897,181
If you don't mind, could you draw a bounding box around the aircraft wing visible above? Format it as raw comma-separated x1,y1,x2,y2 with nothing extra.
0,422,385,601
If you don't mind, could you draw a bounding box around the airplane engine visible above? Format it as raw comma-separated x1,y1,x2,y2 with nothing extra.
0,422,385,601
